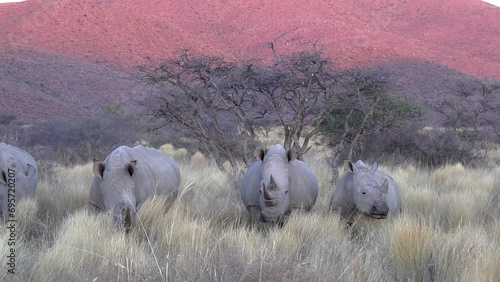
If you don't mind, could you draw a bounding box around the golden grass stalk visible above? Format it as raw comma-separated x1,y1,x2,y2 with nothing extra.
390,216,434,280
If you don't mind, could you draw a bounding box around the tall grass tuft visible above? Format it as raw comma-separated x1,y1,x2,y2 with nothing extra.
432,227,499,281
390,216,434,280
31,210,153,281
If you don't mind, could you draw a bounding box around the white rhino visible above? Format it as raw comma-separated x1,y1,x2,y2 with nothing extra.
0,143,38,219
89,145,180,230
240,144,319,224
330,160,402,221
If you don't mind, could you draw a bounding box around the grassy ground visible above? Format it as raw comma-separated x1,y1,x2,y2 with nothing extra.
1,146,499,281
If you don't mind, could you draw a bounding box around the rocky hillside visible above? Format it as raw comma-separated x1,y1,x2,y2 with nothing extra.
0,0,498,122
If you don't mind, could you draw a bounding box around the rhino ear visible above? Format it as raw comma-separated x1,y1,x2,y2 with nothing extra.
25,164,36,177
255,148,266,161
286,148,297,162
347,161,358,173
93,159,105,178
370,162,378,173
125,160,137,177
0,170,6,184
381,179,389,195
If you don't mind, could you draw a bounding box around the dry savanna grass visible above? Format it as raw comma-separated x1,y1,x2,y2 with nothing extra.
0,144,499,281
159,144,188,162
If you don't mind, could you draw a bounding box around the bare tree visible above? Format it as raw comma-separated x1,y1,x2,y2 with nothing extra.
432,79,500,143
249,50,337,159
140,49,418,174
320,68,422,181
140,49,339,169
141,50,265,171
267,27,301,66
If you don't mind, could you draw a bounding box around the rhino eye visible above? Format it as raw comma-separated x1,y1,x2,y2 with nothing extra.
362,191,366,195
285,190,288,194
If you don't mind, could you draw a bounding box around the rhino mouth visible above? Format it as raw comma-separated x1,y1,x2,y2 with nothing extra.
259,214,285,225
368,213,387,219
356,208,387,219
264,200,277,207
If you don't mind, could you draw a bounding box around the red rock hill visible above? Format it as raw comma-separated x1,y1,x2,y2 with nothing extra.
1,0,498,77
0,0,498,122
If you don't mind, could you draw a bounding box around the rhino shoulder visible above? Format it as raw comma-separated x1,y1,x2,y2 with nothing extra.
240,161,262,208
0,144,38,175
287,160,319,208
330,172,355,212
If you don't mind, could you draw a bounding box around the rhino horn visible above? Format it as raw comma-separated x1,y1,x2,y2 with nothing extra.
370,162,378,173
380,179,389,195
269,175,278,190
93,159,105,178
263,185,272,200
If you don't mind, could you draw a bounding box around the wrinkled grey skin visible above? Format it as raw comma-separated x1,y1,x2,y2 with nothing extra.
0,143,38,219
89,145,180,230
330,160,401,221
240,144,319,225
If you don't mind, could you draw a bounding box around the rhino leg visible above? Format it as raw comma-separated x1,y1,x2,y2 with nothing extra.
249,206,261,225
345,209,362,226
87,202,102,213
163,190,178,211
275,216,287,228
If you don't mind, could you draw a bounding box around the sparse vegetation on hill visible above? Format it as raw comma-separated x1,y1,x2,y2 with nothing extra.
0,48,143,123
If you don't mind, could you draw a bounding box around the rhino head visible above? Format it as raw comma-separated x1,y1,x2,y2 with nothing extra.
256,145,295,224
0,159,37,196
93,159,137,231
349,161,390,219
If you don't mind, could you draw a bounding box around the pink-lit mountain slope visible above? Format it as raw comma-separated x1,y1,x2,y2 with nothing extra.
0,0,498,122
1,0,498,77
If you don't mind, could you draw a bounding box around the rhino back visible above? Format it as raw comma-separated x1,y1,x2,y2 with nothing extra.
0,143,38,174
89,176,104,209
239,161,262,210
287,160,319,210
89,145,180,207
330,171,356,215
89,146,128,208
0,143,38,216
128,145,180,203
